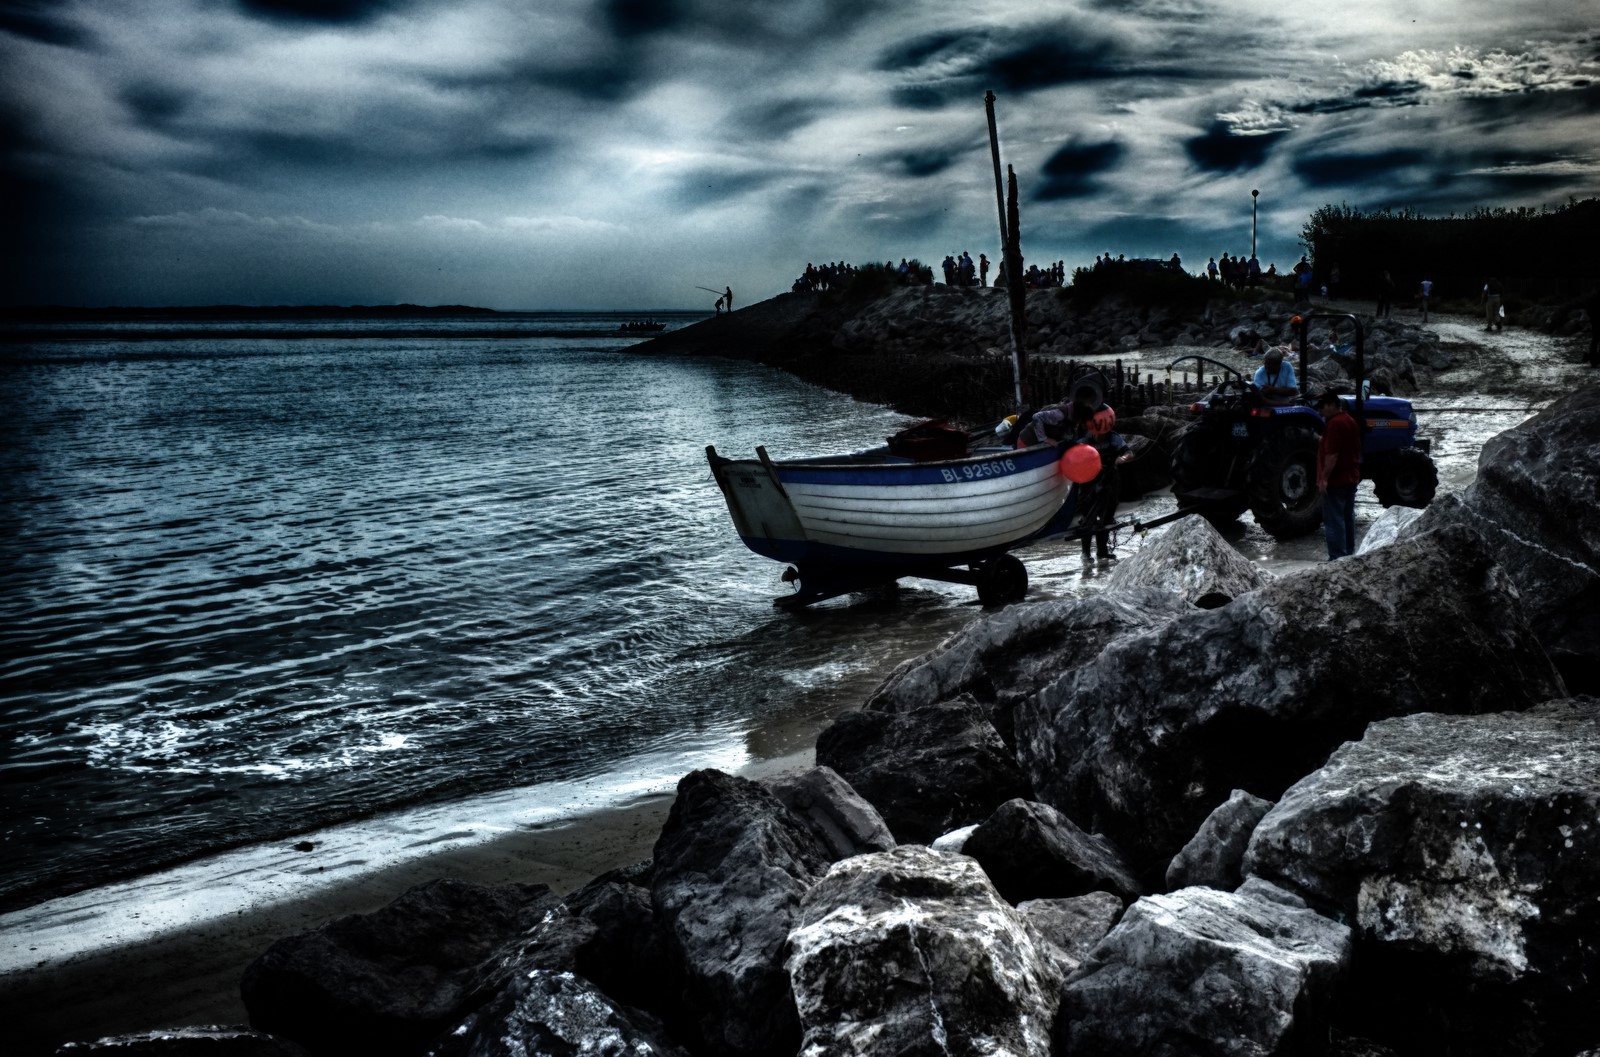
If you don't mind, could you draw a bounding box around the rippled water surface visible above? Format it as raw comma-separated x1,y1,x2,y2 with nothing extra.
2,308,1584,914
1,313,990,911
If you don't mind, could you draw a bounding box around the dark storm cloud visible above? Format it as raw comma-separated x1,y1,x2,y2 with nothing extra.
1292,80,1425,115
1076,214,1194,257
1459,82,1600,124
729,98,828,139
604,0,887,45
990,38,1124,90
530,60,648,103
1291,149,1430,188
120,83,188,128
0,0,89,46
882,24,1128,109
1185,122,1287,173
1036,141,1124,201
423,54,650,105
216,126,555,174
898,147,963,178
0,163,106,303
852,204,949,243
673,168,779,209
238,0,397,23
604,0,685,38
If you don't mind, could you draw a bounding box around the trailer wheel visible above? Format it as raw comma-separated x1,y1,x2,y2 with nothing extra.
1247,426,1323,539
1372,448,1439,509
976,555,1028,607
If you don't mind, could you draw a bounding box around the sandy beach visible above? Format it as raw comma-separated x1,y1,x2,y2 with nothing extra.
3,747,814,1056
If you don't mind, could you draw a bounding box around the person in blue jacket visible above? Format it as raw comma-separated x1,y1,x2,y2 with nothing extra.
1252,347,1299,405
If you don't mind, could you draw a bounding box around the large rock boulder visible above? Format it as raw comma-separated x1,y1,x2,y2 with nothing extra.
814,699,1031,844
1059,883,1352,1057
785,846,1060,1057
765,765,896,861
429,970,688,1057
57,1028,309,1055
467,864,667,1021
1014,525,1566,870
649,769,830,1057
1103,514,1274,608
240,879,559,1056
1015,892,1124,981
863,588,1194,744
1399,387,1600,693
1165,788,1274,892
1244,698,1600,1057
962,798,1142,905
1355,505,1424,554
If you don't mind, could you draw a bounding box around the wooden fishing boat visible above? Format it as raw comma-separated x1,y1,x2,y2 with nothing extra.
707,91,1102,610
706,422,1084,608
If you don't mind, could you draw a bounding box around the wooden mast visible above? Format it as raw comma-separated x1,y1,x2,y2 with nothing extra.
984,90,1028,409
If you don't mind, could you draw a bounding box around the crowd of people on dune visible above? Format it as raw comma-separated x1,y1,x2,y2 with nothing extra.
937,252,1069,289
940,251,985,287
792,261,860,293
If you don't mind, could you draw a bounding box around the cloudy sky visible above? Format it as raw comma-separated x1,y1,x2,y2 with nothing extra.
3,0,1597,310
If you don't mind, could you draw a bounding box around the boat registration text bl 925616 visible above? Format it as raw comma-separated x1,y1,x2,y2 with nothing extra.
941,458,1017,483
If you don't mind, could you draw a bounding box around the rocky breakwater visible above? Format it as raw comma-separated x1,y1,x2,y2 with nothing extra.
72,390,1600,1056
637,284,1445,460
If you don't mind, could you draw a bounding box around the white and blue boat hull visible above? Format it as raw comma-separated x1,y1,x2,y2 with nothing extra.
707,441,1079,604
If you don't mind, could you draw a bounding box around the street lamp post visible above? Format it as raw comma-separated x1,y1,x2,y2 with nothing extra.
1251,189,1259,260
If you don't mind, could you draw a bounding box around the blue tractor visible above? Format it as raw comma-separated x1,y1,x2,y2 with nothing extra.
1166,312,1438,539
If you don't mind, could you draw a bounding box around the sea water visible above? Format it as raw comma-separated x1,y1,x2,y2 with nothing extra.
0,311,998,915
0,309,1564,921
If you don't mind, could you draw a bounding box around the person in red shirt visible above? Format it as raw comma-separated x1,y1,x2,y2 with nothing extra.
1316,391,1362,559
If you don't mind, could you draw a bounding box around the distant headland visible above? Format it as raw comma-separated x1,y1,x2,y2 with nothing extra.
0,304,504,323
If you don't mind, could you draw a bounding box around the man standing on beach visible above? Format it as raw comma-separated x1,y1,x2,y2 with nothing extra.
1419,277,1433,323
979,254,989,286
1483,277,1504,332
1375,270,1394,318
724,287,733,313
1317,391,1360,560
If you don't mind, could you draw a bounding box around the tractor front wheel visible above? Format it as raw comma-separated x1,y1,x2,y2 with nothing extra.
1247,427,1323,539
1372,447,1439,508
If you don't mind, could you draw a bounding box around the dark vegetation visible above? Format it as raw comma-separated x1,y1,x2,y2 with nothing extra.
1300,197,1600,302
1062,263,1225,313
827,260,935,304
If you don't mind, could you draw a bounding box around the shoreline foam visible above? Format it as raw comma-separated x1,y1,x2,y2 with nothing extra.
2,745,815,1054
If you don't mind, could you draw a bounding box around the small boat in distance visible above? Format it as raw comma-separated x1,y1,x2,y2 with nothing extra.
707,420,1084,608
617,319,666,333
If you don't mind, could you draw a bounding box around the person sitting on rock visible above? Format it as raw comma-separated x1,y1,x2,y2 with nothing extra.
1252,347,1299,406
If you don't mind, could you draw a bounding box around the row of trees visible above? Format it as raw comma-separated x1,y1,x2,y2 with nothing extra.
796,199,1595,310
1299,198,1599,301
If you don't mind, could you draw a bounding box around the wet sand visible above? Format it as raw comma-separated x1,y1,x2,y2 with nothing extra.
3,750,814,1056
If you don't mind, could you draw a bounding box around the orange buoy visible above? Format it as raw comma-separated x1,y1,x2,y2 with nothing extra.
1061,443,1101,484
1088,406,1117,436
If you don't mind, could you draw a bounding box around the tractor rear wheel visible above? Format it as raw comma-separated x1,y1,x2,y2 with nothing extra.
1372,447,1439,508
1247,426,1322,539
